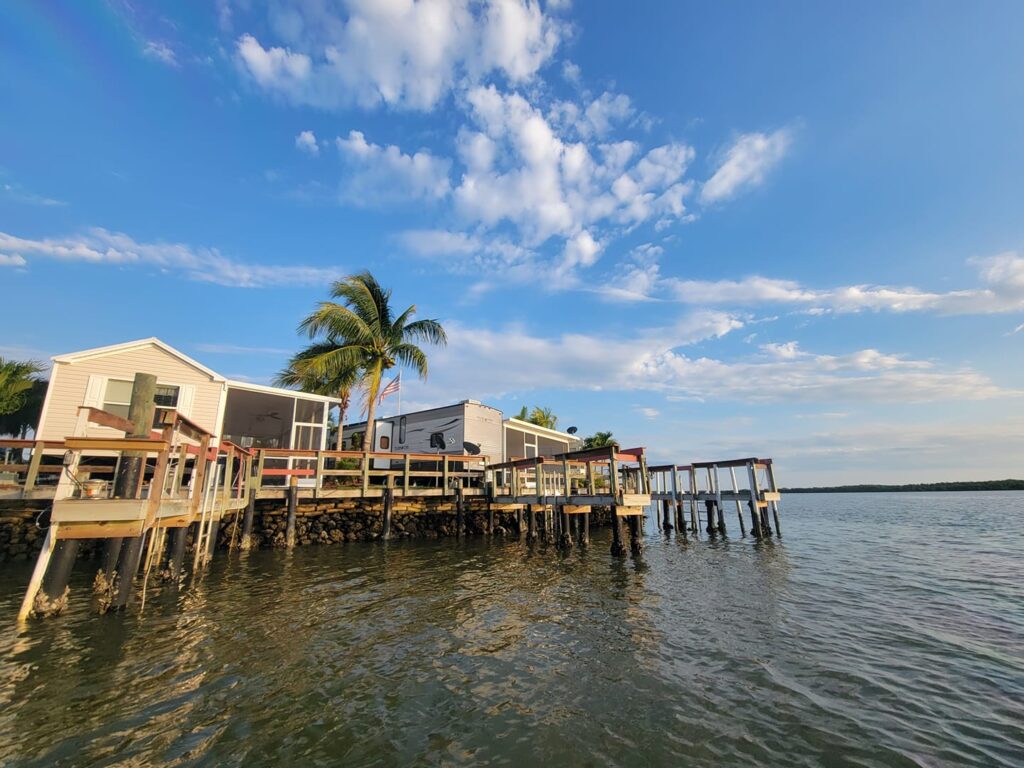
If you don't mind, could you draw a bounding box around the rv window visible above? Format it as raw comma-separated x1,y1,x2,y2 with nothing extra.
379,436,390,449
399,416,407,443
429,432,445,449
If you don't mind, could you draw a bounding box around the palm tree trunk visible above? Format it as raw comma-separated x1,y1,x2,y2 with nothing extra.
336,389,348,450
361,364,383,452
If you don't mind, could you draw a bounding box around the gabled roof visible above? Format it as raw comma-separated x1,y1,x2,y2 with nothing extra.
52,337,225,381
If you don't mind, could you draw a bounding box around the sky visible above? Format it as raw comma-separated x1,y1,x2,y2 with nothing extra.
2,0,1023,485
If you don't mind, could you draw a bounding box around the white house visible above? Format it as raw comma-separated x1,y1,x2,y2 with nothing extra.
35,338,337,450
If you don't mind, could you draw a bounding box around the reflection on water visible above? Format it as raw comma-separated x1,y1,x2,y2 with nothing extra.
1,493,1022,766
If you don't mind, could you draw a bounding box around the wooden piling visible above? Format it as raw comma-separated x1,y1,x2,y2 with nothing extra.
240,488,256,551
112,533,146,610
112,373,158,499
527,504,537,542
661,499,673,531
515,508,524,538
382,485,394,540
628,514,643,555
285,476,298,548
705,501,717,534
101,537,123,585
37,539,79,614
166,526,187,582
455,486,465,538
17,524,57,622
580,511,590,546
610,509,626,557
559,506,573,550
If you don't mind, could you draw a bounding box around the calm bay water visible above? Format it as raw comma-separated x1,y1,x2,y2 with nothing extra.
0,492,1022,767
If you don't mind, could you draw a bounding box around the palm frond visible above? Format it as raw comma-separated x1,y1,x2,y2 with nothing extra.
392,343,429,379
298,302,374,344
402,318,447,346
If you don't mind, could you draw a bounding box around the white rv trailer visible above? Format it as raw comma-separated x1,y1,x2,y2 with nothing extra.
342,400,580,463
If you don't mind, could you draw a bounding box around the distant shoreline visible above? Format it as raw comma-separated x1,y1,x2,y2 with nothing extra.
781,480,1024,493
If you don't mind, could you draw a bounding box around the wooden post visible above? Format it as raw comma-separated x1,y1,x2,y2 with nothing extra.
240,487,256,550
628,513,643,555
610,508,626,557
688,468,698,533
515,507,523,538
580,511,590,546
559,505,573,550
112,531,147,610
286,475,298,548
361,452,370,496
729,466,747,536
402,453,411,496
586,460,595,496
113,373,158,498
746,461,764,537
22,441,44,498
767,462,782,535
254,449,266,494
442,456,449,495
206,520,220,560
455,485,464,538
38,539,80,612
166,526,188,582
662,498,673,531
712,465,726,534
527,503,537,542
750,462,771,535
382,482,394,540
17,523,59,621
487,502,495,535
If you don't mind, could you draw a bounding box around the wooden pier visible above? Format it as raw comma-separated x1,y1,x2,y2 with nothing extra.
1,404,782,620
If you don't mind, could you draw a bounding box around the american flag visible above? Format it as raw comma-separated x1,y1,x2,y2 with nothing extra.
378,373,401,404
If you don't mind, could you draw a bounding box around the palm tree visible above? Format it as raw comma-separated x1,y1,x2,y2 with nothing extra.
0,358,43,416
527,406,557,430
275,351,358,449
582,431,615,449
288,271,447,452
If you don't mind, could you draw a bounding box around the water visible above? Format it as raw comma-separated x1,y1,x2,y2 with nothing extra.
1,492,1022,767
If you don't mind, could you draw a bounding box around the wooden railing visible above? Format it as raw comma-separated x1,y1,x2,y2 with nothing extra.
487,445,651,500
253,449,491,498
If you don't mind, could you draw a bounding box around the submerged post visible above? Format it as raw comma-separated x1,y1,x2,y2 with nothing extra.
455,485,465,538
527,504,537,542
580,511,590,546
729,466,747,536
286,476,298,548
767,462,782,536
661,499,673,532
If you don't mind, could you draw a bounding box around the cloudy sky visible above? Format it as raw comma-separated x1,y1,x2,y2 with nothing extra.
2,1,1023,484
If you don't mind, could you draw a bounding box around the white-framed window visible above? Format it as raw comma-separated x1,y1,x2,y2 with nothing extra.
102,378,179,419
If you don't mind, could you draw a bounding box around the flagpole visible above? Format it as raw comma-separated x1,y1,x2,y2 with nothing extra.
397,371,402,416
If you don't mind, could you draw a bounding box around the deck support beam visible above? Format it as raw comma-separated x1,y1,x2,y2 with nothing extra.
610,508,626,557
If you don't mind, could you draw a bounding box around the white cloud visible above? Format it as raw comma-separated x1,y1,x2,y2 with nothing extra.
2,181,65,207
405,315,1016,406
0,253,27,267
668,252,1024,315
234,0,564,111
0,228,339,288
700,128,791,204
637,406,660,418
295,129,319,155
143,40,178,67
336,130,451,203
394,228,531,273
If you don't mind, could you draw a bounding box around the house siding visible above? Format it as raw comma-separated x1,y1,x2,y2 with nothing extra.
37,345,224,441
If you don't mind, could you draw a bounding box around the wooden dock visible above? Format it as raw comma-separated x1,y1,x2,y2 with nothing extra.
1,403,782,620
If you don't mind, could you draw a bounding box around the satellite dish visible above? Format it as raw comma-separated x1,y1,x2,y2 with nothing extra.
567,426,578,435
463,441,481,455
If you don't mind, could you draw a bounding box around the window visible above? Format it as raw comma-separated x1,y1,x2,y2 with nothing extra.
103,379,179,420
430,431,445,449
154,385,179,408
379,436,390,449
399,416,407,443
102,379,134,419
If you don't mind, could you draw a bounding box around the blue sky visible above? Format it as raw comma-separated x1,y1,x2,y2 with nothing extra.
2,1,1023,484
